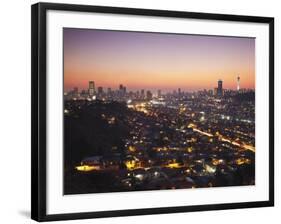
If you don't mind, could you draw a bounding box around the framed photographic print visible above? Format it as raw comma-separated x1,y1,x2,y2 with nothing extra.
31,2,274,222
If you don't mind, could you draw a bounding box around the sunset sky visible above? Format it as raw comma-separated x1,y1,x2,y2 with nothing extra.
64,28,255,93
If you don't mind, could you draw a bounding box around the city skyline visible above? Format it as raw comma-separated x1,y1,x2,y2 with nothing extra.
64,28,255,92
66,77,249,95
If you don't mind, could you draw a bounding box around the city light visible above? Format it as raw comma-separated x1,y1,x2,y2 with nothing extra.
63,27,256,194
65,78,255,193
75,165,100,172
165,162,183,169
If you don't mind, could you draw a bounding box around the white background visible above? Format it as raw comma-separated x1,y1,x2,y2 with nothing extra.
0,0,279,223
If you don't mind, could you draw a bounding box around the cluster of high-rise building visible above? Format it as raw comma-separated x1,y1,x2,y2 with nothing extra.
65,81,156,101
213,75,241,97
65,75,247,101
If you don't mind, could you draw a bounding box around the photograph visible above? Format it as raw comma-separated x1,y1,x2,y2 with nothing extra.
63,28,256,195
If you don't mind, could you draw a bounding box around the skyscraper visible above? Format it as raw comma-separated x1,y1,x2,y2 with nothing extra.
97,86,103,95
237,75,240,91
119,84,123,91
141,89,145,99
89,81,95,96
146,90,152,100
119,84,126,96
214,87,218,96
217,79,223,96
157,89,161,98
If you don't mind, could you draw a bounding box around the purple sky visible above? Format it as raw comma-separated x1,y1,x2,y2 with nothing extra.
64,28,255,92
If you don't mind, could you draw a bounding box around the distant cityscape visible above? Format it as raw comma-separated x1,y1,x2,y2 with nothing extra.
64,76,255,194
64,75,248,101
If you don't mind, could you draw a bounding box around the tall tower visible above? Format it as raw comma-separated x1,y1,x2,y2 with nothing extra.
217,79,223,96
146,90,152,100
89,81,95,96
97,86,103,95
237,75,240,91
157,89,161,98
119,84,123,91
141,89,145,99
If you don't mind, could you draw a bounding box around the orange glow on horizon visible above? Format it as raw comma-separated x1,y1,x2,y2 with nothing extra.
64,28,255,92
64,68,255,92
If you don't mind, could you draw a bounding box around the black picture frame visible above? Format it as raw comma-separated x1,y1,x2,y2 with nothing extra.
31,2,274,222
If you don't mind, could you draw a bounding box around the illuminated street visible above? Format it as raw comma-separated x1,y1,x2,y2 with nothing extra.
64,85,255,194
